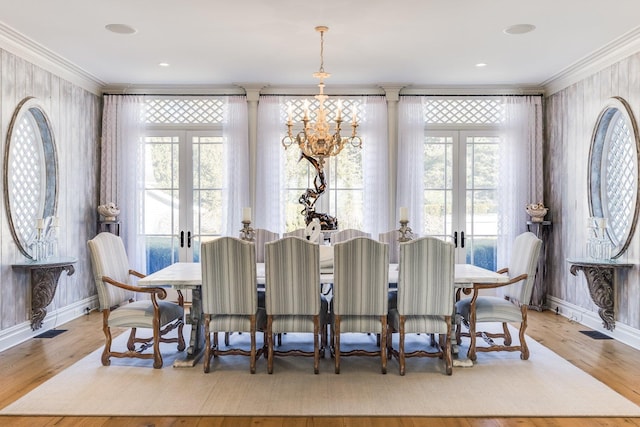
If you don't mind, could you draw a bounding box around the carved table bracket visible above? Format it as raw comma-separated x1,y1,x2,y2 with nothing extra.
567,258,633,331
12,257,78,330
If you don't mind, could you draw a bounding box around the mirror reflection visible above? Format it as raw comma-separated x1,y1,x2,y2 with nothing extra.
3,97,58,259
588,97,640,259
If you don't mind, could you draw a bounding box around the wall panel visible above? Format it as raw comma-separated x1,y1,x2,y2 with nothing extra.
546,50,640,330
0,48,101,331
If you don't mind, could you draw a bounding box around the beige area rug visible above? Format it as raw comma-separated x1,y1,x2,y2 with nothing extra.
2,325,640,417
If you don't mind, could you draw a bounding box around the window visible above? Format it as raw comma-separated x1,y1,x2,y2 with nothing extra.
421,97,504,269
142,97,226,273
281,97,364,231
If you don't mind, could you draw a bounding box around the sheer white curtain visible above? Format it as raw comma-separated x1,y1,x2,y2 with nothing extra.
396,96,425,229
255,95,285,233
100,95,146,271
222,96,250,236
498,95,544,267
361,96,390,237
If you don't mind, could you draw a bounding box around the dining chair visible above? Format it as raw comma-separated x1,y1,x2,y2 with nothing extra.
455,231,542,361
331,228,371,244
264,236,324,374
283,228,306,238
378,230,402,264
201,237,266,373
247,228,279,263
332,237,389,374
87,232,185,369
388,236,455,375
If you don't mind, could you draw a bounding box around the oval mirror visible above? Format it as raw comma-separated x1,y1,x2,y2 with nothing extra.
3,97,58,259
588,96,640,259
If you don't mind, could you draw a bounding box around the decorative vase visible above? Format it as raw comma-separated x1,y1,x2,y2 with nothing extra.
526,202,548,223
98,202,120,221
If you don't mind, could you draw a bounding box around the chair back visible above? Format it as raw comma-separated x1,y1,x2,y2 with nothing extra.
504,232,543,305
283,228,306,238
248,228,279,263
265,237,320,316
397,236,454,316
201,237,257,315
332,228,371,244
378,230,402,263
333,237,389,316
87,232,136,310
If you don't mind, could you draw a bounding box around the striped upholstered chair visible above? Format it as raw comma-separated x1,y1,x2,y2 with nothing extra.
249,228,279,263
331,228,371,244
332,237,389,374
87,232,185,369
455,231,542,361
388,236,455,375
201,237,266,374
264,236,323,374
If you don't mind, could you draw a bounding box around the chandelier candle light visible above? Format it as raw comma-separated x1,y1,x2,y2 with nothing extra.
281,26,362,230
282,26,361,162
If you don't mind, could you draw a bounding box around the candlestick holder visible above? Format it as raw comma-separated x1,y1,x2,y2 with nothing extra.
240,220,255,242
398,220,413,242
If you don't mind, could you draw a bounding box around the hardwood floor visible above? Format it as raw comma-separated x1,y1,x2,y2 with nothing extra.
1,310,639,426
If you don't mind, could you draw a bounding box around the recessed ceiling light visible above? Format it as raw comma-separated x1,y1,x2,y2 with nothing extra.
158,62,170,67
475,63,487,68
503,24,536,35
105,24,137,35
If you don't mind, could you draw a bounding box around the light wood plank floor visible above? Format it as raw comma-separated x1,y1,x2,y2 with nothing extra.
1,309,639,426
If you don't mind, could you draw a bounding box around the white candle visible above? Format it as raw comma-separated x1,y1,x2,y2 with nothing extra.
287,103,293,123
351,105,357,125
36,218,44,229
399,207,408,222
303,100,309,119
337,99,342,120
242,207,252,223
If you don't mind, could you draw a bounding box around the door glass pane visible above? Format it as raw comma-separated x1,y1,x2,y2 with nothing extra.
423,135,453,239
465,135,499,270
143,136,180,273
192,135,223,262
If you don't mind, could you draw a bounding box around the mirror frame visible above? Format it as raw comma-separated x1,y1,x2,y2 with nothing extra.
3,97,59,259
588,96,640,259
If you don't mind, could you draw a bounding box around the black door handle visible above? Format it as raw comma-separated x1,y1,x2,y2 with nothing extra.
180,231,184,248
453,231,458,248
187,231,192,248
461,231,465,248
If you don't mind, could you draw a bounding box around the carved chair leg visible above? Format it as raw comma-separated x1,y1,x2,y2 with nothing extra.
380,316,387,374
267,316,274,374
204,316,212,373
502,322,512,346
250,316,257,374
127,328,137,351
177,320,185,351
520,307,530,360
313,315,320,374
152,320,163,369
102,310,112,366
467,314,477,362
334,315,341,374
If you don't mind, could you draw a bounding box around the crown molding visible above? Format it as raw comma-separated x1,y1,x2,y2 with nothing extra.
543,26,640,96
0,22,104,95
399,85,544,96
102,84,247,95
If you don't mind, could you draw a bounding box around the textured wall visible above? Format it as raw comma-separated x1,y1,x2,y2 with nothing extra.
0,49,101,330
545,52,640,329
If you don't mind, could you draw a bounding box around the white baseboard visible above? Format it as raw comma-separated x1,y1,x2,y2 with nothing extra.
0,296,99,353
547,295,640,351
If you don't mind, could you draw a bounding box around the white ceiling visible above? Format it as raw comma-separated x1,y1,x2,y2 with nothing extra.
2,0,640,92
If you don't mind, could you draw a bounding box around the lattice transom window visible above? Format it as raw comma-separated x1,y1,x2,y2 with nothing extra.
144,98,225,125
282,98,363,124
424,98,504,125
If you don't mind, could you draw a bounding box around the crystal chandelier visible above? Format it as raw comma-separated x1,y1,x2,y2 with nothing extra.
281,26,362,163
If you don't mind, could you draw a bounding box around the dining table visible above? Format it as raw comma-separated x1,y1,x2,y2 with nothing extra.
138,260,509,368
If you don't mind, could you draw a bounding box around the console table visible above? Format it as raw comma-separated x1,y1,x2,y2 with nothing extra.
567,258,633,331
12,257,77,330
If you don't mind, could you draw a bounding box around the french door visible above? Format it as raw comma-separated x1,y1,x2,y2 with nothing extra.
142,130,223,273
423,130,499,270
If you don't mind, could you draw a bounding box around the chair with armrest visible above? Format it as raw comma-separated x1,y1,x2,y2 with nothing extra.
87,232,185,369
331,228,371,244
201,237,266,374
332,237,389,374
265,236,324,374
388,236,455,375
455,231,543,361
